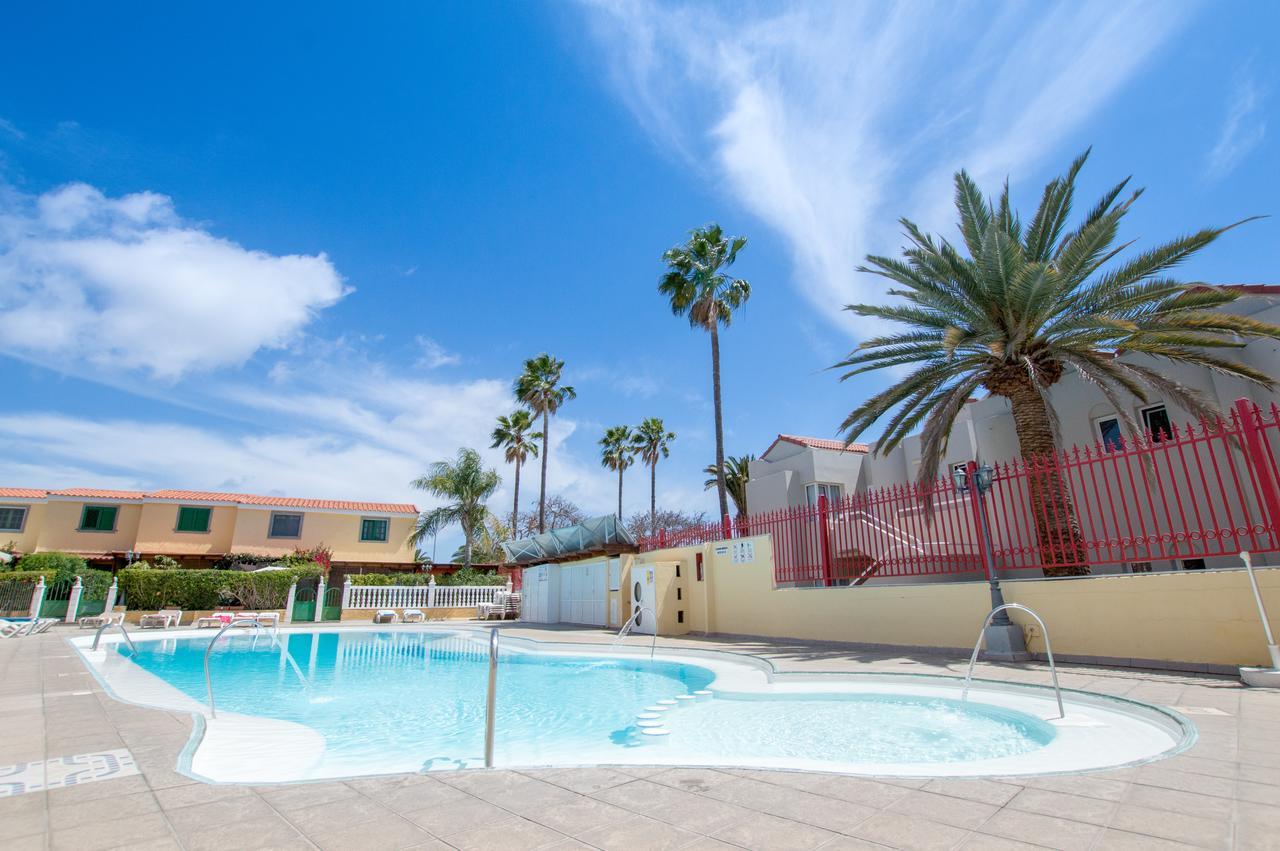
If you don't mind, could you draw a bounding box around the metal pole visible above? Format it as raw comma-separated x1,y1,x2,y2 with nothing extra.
484,627,498,768
965,462,1011,626
1241,551,1280,669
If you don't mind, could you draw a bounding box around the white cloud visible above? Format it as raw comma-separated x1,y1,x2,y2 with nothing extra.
414,335,462,369
0,182,349,379
1206,75,1266,181
578,0,1193,339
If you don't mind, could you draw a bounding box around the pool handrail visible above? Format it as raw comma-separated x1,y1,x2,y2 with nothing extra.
962,603,1064,719
484,627,498,768
90,621,138,654
203,619,309,719
613,605,659,659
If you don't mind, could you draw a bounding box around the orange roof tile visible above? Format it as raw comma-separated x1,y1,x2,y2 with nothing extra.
0,487,48,498
49,488,147,499
1,486,417,514
762,435,870,457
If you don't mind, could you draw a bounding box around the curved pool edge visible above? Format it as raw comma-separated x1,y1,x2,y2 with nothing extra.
67,624,1198,785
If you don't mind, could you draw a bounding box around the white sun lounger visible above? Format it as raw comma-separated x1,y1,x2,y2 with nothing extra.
2,618,59,637
78,609,125,629
374,610,398,624
139,609,183,629
402,609,425,623
232,612,280,628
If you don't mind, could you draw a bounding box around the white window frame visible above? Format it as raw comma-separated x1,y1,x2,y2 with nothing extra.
1093,414,1124,451
0,505,28,533
267,511,304,539
804,482,844,506
1141,404,1173,443
359,516,390,543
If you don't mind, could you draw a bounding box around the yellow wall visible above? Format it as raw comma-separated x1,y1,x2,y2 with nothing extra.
37,499,144,554
135,504,238,555
0,502,44,553
230,509,416,563
636,534,1280,669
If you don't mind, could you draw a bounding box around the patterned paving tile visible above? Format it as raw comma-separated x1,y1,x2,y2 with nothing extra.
0,749,138,797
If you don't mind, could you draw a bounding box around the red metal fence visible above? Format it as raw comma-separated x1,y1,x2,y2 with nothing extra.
639,398,1280,585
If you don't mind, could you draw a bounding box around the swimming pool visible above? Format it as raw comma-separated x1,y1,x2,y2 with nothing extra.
71,627,1193,784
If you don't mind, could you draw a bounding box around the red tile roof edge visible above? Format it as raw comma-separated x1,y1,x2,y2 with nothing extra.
762,434,871,457
1,487,417,514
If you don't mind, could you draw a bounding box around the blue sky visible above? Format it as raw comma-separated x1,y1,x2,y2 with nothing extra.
1,1,1277,553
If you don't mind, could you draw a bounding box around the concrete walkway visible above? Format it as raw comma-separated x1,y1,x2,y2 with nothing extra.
2,624,1277,850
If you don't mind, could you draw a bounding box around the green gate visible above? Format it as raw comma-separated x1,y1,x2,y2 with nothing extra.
39,576,75,619
75,574,109,619
321,586,342,621
292,587,317,622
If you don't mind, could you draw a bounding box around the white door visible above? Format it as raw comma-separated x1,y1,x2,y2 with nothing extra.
631,564,658,634
555,562,607,626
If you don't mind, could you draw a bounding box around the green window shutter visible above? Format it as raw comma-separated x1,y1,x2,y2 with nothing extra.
177,506,211,533
81,505,117,531
361,518,388,542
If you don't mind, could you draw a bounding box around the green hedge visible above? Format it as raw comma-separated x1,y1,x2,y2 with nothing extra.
10,551,87,575
0,566,113,599
348,568,506,587
119,565,322,610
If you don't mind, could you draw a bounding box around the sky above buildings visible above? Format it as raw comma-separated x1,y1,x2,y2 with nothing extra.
1,1,1277,554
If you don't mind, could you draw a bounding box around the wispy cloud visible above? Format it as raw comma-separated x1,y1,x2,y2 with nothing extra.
1205,75,1266,181
414,335,462,369
578,0,1194,340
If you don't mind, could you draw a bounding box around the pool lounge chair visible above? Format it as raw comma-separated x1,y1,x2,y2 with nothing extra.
78,609,125,629
374,610,398,624
194,612,233,629
139,609,183,629
1,618,58,637
232,611,280,628
402,609,425,623
477,592,508,621
502,593,522,620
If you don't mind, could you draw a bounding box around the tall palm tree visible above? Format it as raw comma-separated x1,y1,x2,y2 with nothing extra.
409,448,501,571
704,454,755,518
632,417,676,536
599,425,636,521
835,149,1279,576
490,409,541,537
514,353,576,533
660,224,750,523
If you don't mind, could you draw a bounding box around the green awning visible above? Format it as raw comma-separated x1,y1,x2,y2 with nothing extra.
500,514,637,565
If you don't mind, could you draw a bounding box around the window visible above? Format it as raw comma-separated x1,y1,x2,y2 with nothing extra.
0,506,26,532
1096,417,1124,451
1182,558,1206,571
268,512,303,539
176,506,211,533
79,505,117,532
1142,405,1173,443
805,482,844,505
1129,561,1153,574
360,517,389,542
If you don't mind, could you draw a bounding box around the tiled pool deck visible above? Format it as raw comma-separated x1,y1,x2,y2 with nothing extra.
3,624,1278,850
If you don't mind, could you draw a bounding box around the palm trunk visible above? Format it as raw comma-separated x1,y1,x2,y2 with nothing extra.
650,460,657,537
617,467,624,522
512,458,521,538
1008,384,1090,577
538,410,549,533
710,323,730,522
462,521,474,571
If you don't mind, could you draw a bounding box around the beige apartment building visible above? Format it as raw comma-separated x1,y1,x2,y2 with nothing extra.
0,487,420,571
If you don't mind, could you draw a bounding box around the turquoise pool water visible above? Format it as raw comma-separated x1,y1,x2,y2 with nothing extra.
120,630,1055,777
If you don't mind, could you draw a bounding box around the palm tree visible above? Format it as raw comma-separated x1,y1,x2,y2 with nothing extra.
491,409,541,537
704,454,755,518
599,425,636,521
835,149,1279,576
514,353,576,533
409,448,501,571
660,224,751,524
632,417,676,536
452,511,512,565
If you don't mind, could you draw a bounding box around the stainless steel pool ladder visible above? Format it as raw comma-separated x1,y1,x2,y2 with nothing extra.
485,627,498,768
612,606,659,659
90,621,138,654
962,603,1064,719
203,620,310,719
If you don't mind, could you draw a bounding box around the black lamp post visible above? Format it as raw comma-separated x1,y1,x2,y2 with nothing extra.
952,462,1013,627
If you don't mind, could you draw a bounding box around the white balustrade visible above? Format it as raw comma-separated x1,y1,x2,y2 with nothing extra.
345,584,503,611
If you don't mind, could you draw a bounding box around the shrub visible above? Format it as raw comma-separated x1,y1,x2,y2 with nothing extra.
119,564,322,610
151,555,182,570
211,552,278,571
437,566,506,586
16,551,88,576
349,572,434,587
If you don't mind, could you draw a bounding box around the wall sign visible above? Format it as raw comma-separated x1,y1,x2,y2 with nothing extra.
714,545,729,556
731,540,755,564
